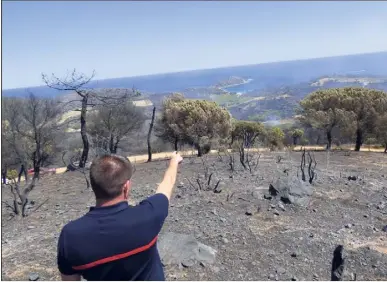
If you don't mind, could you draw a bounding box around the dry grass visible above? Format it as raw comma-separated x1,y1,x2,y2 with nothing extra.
58,110,80,124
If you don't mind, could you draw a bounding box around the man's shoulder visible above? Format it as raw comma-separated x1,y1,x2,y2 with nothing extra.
60,211,98,237
60,194,169,237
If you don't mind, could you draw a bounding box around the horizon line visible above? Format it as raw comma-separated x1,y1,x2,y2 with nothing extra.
3,50,387,91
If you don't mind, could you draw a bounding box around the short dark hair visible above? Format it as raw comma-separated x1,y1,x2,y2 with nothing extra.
90,154,133,200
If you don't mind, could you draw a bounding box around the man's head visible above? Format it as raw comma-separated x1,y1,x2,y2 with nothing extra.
90,154,133,202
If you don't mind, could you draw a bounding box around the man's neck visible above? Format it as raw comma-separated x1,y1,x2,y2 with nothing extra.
96,197,127,208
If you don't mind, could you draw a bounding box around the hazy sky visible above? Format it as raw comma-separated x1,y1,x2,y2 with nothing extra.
2,1,387,89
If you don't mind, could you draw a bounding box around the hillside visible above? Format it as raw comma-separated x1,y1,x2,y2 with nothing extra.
4,52,387,128
56,74,387,131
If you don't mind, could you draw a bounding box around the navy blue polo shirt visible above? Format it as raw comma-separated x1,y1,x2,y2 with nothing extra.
57,193,169,281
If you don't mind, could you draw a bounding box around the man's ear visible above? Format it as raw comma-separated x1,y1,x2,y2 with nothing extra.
124,180,131,199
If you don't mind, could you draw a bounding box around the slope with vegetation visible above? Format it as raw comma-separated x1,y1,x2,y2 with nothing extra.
2,67,387,220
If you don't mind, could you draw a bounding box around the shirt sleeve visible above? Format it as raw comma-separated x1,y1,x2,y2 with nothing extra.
57,228,77,276
138,193,169,235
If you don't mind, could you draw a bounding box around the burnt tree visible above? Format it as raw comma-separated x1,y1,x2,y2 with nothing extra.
88,101,146,154
147,107,156,162
3,175,38,217
43,70,139,167
300,149,317,184
2,93,61,179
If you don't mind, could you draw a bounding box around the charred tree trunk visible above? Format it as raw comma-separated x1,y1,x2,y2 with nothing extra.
20,177,37,217
355,129,363,152
174,137,178,151
239,146,247,169
112,139,120,154
32,144,41,179
316,134,321,145
109,133,114,153
384,143,387,153
9,186,20,215
326,130,332,150
197,145,203,157
79,96,89,168
10,176,37,217
293,136,297,146
147,107,156,162
2,166,7,185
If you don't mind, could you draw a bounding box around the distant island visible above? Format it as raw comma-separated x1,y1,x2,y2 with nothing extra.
215,76,253,89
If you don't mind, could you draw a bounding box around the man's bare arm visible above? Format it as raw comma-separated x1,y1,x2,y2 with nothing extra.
60,274,81,281
156,152,183,201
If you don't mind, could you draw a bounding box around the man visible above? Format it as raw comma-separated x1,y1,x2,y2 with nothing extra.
57,152,183,281
1,165,7,185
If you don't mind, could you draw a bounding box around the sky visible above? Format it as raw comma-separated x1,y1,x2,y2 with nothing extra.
2,1,387,89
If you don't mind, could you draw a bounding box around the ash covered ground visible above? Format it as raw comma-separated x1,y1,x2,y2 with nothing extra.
1,151,387,281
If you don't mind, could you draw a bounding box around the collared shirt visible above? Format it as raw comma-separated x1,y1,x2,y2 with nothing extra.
57,193,169,281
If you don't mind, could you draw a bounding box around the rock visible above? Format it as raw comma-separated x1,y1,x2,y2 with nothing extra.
291,276,297,281
376,202,385,210
158,232,217,267
267,250,276,257
345,224,352,229
264,194,272,200
276,267,286,274
313,273,319,279
181,259,195,268
291,251,299,258
29,273,39,281
246,206,259,216
27,226,35,230
269,184,279,196
252,189,262,199
382,225,387,232
331,245,346,281
363,214,369,218
220,218,226,223
278,202,286,211
212,266,220,273
273,211,280,216
270,204,276,209
269,175,313,206
268,274,275,280
348,176,357,181
222,238,229,244
177,182,184,188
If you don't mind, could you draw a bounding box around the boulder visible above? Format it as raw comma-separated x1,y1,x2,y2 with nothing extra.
158,232,217,267
269,175,313,206
29,273,39,281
